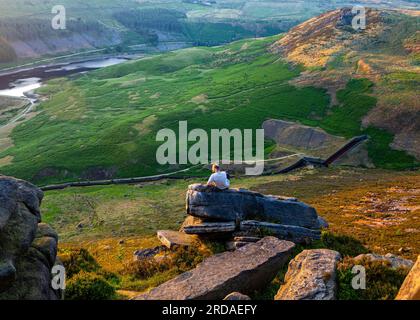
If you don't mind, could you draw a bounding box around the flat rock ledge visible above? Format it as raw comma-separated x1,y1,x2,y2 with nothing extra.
275,249,341,300
134,237,295,300
396,255,420,300
157,230,198,249
183,221,237,235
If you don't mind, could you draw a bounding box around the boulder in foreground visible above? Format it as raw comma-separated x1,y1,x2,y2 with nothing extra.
396,255,420,300
275,249,341,300
0,175,60,300
134,237,295,300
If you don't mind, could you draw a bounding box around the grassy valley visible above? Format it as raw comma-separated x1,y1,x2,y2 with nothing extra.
0,18,418,184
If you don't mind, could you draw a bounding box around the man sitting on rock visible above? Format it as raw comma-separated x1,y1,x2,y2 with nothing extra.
207,164,230,190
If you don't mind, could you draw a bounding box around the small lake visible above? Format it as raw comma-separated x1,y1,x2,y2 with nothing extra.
0,57,128,99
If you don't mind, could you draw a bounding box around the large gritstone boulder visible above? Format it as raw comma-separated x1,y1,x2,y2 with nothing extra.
186,184,320,229
0,175,61,300
134,237,295,300
275,249,341,300
396,255,420,300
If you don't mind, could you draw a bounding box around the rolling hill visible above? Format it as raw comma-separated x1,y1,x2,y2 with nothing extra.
271,7,420,160
0,8,418,185
0,0,419,64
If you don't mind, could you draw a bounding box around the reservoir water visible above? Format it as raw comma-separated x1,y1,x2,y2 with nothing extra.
0,57,128,98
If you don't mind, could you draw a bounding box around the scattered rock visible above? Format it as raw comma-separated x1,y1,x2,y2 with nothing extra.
157,230,198,249
134,237,295,300
223,292,251,300
240,220,321,243
396,255,420,300
354,253,414,269
187,184,320,229
133,245,167,261
275,249,341,300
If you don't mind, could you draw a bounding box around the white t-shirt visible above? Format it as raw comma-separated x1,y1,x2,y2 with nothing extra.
207,171,230,189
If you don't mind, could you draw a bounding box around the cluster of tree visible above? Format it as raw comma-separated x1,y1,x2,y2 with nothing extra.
113,8,282,47
113,8,187,34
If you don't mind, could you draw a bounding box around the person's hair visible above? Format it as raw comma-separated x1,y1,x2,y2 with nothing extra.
212,164,220,172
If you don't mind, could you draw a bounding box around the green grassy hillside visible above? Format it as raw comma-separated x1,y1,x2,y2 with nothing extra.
0,33,417,184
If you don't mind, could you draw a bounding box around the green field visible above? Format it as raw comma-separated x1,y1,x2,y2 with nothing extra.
0,34,417,184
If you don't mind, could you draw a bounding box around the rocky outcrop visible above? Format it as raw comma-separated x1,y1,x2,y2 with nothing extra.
183,184,323,244
396,255,420,300
354,253,414,270
275,249,341,300
135,237,295,300
187,184,320,229
0,175,60,300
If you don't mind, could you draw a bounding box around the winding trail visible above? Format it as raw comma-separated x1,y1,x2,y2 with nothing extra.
1,100,35,128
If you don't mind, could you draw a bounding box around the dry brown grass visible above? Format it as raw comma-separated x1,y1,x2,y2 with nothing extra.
59,236,160,273
0,155,13,167
250,168,420,260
